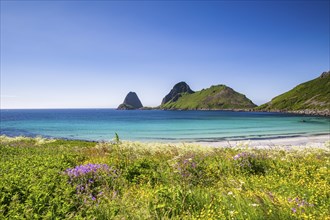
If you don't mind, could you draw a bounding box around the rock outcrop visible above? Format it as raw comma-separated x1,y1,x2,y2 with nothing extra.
117,92,143,110
320,71,330,78
161,82,194,105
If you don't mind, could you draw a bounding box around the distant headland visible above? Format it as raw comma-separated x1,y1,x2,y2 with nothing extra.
256,71,330,116
117,71,330,116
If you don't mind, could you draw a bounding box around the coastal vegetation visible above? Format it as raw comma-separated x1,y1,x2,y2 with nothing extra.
1,135,329,219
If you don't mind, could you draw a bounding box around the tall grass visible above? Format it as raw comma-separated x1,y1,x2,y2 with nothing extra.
0,135,329,219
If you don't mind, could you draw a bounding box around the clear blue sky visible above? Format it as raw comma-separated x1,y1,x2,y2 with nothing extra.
1,0,329,109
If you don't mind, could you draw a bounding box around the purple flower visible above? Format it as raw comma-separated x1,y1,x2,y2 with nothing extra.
64,163,116,203
65,163,110,178
233,152,252,160
288,197,314,214
174,155,199,180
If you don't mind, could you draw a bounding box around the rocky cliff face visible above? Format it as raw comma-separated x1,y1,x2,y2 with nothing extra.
320,71,330,78
161,82,194,105
117,92,143,110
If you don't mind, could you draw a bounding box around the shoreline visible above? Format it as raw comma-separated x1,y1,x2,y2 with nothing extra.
2,108,330,117
1,133,329,150
154,108,330,117
192,134,330,149
255,109,330,117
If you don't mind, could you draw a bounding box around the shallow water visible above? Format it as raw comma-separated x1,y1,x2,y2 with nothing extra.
0,109,329,142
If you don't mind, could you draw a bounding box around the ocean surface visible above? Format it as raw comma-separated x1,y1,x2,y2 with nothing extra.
0,109,329,142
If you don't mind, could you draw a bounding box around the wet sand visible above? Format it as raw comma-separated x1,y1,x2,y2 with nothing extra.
195,134,330,149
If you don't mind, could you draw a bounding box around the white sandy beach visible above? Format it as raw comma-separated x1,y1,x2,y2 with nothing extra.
194,134,330,149
123,134,330,152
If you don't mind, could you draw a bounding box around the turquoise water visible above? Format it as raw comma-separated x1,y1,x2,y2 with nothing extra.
0,109,329,142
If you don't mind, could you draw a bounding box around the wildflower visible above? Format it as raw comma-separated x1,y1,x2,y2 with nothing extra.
174,154,200,182
291,208,297,213
65,163,110,179
64,163,116,203
233,151,267,174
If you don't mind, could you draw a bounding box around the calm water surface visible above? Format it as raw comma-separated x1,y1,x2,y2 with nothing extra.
0,109,329,142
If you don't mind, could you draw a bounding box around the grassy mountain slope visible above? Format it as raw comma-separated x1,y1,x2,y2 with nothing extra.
257,71,330,111
161,85,256,110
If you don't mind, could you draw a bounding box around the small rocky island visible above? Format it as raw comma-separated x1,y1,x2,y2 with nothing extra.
117,92,143,110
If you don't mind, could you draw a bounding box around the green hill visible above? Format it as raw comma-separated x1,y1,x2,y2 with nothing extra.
257,71,330,113
161,84,256,110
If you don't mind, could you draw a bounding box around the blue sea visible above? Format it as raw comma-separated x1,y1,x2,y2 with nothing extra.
0,109,329,142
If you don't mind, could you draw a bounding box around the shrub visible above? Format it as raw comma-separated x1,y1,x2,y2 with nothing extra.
233,152,269,174
124,159,160,185
173,153,206,186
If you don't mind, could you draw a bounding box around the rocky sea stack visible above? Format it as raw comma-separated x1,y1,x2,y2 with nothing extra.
161,81,194,105
117,92,143,110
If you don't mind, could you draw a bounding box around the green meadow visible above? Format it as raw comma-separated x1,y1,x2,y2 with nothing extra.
0,135,329,219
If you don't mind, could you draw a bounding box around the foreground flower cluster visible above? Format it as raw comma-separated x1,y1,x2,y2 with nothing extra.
65,163,117,203
0,136,329,219
65,163,111,179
